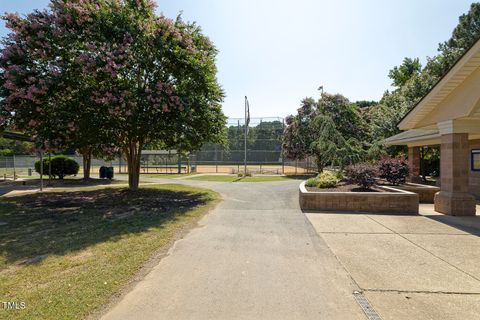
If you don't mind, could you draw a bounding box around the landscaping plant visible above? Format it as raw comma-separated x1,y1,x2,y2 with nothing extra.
377,156,409,185
316,171,339,188
305,171,339,188
305,176,320,188
34,155,79,179
345,163,377,190
237,173,252,177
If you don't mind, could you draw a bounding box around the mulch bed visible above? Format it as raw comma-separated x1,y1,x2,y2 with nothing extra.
0,178,121,189
306,181,386,193
15,188,208,220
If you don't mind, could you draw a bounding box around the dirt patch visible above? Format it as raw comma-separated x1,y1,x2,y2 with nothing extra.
1,178,124,189
16,187,207,219
306,181,386,193
22,254,49,265
0,185,213,269
70,250,95,263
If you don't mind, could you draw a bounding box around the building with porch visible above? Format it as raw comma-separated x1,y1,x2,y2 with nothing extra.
385,38,480,216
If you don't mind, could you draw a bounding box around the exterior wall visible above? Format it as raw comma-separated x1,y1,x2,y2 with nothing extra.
299,182,419,214
469,139,480,199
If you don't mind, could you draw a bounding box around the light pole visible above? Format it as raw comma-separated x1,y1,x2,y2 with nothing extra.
244,96,250,175
318,85,324,96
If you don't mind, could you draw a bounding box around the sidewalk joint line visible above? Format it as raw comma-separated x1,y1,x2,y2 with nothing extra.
363,288,480,295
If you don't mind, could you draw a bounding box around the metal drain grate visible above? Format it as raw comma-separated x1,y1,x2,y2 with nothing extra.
353,291,382,320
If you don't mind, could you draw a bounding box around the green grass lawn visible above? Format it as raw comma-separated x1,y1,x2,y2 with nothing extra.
189,175,241,182
0,184,219,320
189,174,314,182
115,173,198,179
140,173,198,178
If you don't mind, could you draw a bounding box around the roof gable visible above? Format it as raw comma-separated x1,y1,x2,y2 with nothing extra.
399,39,480,130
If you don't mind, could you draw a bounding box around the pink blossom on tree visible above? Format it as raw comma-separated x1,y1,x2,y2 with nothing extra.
1,0,226,188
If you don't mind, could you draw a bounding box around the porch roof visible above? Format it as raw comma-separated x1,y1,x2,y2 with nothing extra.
384,128,440,146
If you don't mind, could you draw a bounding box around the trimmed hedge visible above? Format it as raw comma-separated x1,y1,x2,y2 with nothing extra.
34,155,79,179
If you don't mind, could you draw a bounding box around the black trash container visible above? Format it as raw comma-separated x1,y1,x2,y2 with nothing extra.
99,166,107,179
106,167,114,179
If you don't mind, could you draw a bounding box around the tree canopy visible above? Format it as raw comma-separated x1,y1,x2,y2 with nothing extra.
363,2,480,157
282,94,365,172
0,0,226,188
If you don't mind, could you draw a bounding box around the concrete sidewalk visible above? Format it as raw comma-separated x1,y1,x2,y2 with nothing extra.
102,176,480,319
101,180,367,320
306,204,480,320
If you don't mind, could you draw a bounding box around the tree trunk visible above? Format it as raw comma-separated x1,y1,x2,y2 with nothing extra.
316,156,323,173
125,140,143,190
82,151,92,179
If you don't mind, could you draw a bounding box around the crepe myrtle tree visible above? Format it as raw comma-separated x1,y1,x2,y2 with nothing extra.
80,1,226,189
1,0,226,189
282,115,307,161
0,2,117,178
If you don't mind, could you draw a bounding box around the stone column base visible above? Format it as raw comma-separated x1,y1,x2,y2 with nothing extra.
434,191,476,216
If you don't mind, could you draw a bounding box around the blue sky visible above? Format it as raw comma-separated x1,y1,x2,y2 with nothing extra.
0,0,475,118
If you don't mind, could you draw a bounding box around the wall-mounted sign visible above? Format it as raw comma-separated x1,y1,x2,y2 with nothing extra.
472,149,480,171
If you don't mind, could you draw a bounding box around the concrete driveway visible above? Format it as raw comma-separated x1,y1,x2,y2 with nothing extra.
101,178,367,320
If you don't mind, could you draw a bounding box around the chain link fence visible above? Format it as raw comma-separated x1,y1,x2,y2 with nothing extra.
1,117,317,178
188,117,315,174
0,155,120,180
131,117,316,175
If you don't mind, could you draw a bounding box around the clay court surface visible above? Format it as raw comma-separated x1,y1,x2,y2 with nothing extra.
120,164,312,175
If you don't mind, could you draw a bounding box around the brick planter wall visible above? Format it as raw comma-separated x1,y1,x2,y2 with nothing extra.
393,183,440,203
299,182,419,214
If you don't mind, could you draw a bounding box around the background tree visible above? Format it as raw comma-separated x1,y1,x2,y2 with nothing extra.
362,3,480,161
309,115,362,172
367,4,480,153
283,95,365,172
0,138,32,156
388,57,422,88
419,146,440,182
